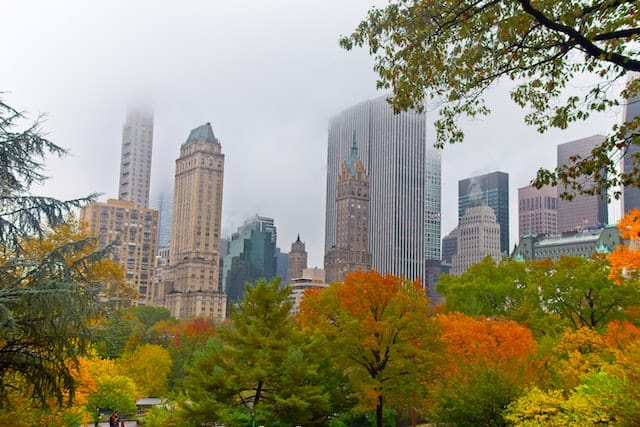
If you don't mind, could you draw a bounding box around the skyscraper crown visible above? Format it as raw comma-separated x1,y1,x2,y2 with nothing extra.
185,122,218,145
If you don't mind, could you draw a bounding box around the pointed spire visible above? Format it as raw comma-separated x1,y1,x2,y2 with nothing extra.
296,234,301,242
347,130,359,176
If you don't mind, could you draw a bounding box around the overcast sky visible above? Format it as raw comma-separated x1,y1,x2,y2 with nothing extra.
1,1,625,267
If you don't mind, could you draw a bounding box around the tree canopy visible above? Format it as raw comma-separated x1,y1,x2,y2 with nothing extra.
340,0,640,198
299,270,441,427
0,99,105,408
182,278,344,426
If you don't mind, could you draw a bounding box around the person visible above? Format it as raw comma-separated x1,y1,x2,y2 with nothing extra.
109,411,119,427
121,421,126,427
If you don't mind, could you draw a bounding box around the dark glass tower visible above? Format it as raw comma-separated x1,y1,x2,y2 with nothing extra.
458,171,509,254
222,215,277,306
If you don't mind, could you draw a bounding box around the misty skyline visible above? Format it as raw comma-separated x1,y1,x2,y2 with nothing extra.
1,1,625,267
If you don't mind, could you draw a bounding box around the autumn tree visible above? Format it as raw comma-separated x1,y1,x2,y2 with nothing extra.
119,344,173,398
426,313,539,426
299,270,441,427
609,208,640,283
0,98,107,408
341,0,640,198
181,278,344,426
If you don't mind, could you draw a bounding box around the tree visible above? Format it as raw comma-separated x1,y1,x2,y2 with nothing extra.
181,278,342,426
299,270,441,427
532,255,640,329
119,344,173,398
426,313,539,426
609,208,640,283
0,98,104,407
438,256,640,333
340,0,640,198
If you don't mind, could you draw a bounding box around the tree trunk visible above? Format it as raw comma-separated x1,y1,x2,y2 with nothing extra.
377,394,383,427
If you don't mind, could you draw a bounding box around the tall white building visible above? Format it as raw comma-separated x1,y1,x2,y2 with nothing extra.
451,205,501,276
118,110,154,208
325,95,441,281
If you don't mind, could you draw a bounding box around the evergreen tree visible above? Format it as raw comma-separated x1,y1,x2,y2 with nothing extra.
0,98,104,407
181,278,347,426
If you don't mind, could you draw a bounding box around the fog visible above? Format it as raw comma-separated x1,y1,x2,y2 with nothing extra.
1,0,623,265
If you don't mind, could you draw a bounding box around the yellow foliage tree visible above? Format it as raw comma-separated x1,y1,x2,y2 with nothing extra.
119,344,173,398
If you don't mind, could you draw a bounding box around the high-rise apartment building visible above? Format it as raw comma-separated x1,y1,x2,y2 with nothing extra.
222,215,277,306
163,123,226,321
622,80,640,213
458,171,509,254
325,140,372,283
325,95,441,281
451,205,501,275
287,235,307,282
80,199,158,305
518,184,558,237
557,136,608,233
118,110,154,208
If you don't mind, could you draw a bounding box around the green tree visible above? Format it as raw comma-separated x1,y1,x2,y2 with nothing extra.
0,99,105,407
531,255,640,329
341,0,640,198
299,270,441,427
437,257,566,337
438,256,640,334
181,278,342,426
86,375,137,422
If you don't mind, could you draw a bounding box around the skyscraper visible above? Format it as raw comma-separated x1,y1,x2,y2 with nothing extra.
518,184,558,237
151,190,173,248
325,139,372,283
163,123,226,321
622,81,640,213
451,205,501,276
458,171,509,254
118,110,154,208
222,215,277,306
325,95,441,281
557,135,608,233
287,235,307,282
80,199,158,305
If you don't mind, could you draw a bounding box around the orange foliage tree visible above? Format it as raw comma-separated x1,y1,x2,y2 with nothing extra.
437,312,538,373
298,270,441,427
609,208,640,283
426,313,540,425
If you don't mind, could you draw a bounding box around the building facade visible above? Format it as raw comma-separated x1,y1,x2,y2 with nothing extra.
163,123,226,321
458,171,509,254
118,110,154,208
222,215,277,307
512,226,621,261
325,96,441,282
287,235,307,282
518,184,558,237
80,199,158,305
441,226,459,265
287,268,328,317
451,205,501,275
557,135,608,233
622,80,640,213
325,139,372,283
